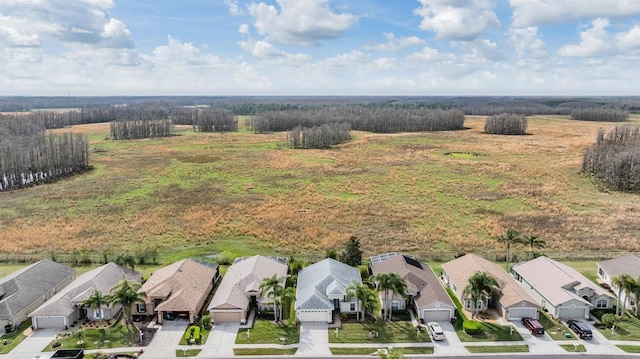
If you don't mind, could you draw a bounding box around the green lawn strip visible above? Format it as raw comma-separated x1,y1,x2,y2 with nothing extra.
559,344,586,352
329,322,429,344
85,351,139,359
234,348,298,355
176,348,202,357
617,345,640,353
466,345,529,353
235,320,299,345
537,311,575,340
0,320,32,354
331,347,434,355
455,321,524,342
599,315,640,341
44,319,138,351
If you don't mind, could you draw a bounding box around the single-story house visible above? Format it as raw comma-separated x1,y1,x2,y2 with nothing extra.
30,262,141,329
208,255,288,323
370,253,455,322
132,259,219,324
295,258,361,323
511,256,614,319
442,253,539,320
0,259,75,331
597,254,640,308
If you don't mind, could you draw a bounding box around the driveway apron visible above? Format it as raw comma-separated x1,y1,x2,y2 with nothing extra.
512,321,565,354
432,321,468,355
198,322,240,357
296,321,330,356
142,320,189,358
580,321,625,354
8,328,59,359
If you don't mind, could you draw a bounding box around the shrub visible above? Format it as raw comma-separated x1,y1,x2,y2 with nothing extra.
601,313,617,328
201,315,211,329
463,320,482,335
185,325,201,343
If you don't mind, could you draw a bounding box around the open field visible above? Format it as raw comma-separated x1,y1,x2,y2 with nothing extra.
1,116,639,262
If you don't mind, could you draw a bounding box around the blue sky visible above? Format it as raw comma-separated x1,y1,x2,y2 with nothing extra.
1,0,639,96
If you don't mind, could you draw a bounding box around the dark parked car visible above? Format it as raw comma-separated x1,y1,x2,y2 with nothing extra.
522,317,545,335
567,320,592,339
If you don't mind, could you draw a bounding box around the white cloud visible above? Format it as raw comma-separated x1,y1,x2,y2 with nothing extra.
406,46,456,62
510,26,548,59
510,0,640,27
247,0,356,46
0,0,134,49
557,18,613,57
239,39,284,58
238,23,250,35
414,0,499,41
225,0,243,16
616,25,640,51
366,32,425,52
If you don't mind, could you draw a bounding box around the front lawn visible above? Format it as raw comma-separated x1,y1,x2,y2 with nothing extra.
466,345,529,353
0,320,32,354
44,319,138,351
331,347,434,355
617,345,640,353
329,321,430,343
599,315,640,341
560,344,586,352
179,325,211,345
537,312,575,340
234,348,298,355
235,320,299,345
176,348,201,357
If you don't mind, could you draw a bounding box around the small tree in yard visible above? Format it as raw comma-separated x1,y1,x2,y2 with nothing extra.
601,313,618,328
340,236,363,267
496,229,524,268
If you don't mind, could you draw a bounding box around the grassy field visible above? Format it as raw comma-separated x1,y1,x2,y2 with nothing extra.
1,116,640,262
465,345,529,353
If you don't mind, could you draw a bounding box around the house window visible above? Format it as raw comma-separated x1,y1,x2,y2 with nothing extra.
391,301,400,310
350,303,356,312
477,300,483,310
598,267,605,278
137,303,146,313
596,298,608,309
94,309,102,318
465,300,473,310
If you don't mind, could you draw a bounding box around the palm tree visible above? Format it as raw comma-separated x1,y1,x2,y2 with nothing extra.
523,234,545,259
496,229,523,268
74,329,85,344
280,287,296,321
81,289,108,324
372,272,408,321
633,277,640,317
259,274,285,321
346,281,375,322
108,276,146,332
462,271,500,317
612,274,635,315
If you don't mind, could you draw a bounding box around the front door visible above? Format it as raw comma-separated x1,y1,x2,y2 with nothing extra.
333,299,339,309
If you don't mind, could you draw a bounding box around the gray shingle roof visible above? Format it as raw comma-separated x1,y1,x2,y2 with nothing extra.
30,263,141,317
295,258,361,311
0,259,74,320
598,255,640,279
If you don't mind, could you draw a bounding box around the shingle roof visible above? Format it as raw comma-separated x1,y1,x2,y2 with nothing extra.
598,255,640,279
208,255,288,311
295,258,361,311
442,253,536,308
0,259,75,320
141,259,217,313
512,256,613,306
370,253,454,310
30,263,140,317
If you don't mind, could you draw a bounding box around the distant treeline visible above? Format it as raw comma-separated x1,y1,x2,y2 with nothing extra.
485,113,528,135
3,96,639,115
0,115,90,191
582,125,640,192
571,108,629,122
252,107,465,134
288,122,351,149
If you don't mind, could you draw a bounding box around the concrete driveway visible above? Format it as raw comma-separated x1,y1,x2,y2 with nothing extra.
7,328,59,359
578,320,625,354
512,321,565,354
142,320,189,358
296,321,330,356
198,322,240,357
432,321,468,355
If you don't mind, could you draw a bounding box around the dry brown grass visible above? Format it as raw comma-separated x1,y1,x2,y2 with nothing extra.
1,116,639,259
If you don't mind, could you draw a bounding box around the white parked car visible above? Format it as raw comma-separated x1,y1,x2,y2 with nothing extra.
427,322,446,341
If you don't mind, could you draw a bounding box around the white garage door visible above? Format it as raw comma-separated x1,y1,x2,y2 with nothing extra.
558,306,587,319
508,307,538,320
422,309,451,322
297,310,330,322
33,316,66,329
